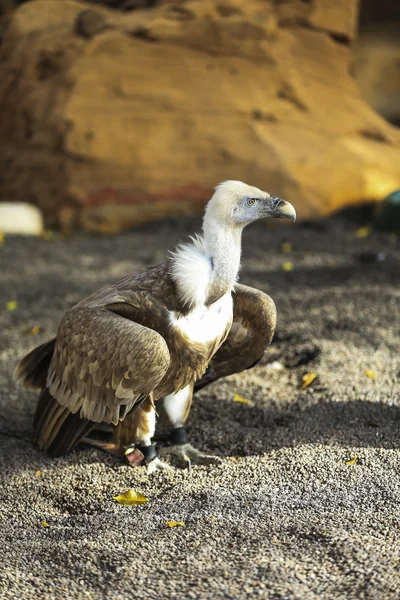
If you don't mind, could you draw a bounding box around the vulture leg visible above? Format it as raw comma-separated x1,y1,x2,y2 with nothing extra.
113,395,172,473
156,384,222,468
194,284,277,393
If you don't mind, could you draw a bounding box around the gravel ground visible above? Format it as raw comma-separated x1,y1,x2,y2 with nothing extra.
0,210,399,599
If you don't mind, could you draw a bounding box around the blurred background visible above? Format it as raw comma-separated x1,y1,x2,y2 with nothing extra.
0,0,399,235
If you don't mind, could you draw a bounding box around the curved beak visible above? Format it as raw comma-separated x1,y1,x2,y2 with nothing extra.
275,198,296,222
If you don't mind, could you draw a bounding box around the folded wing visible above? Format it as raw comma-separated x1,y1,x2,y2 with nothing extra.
34,305,170,456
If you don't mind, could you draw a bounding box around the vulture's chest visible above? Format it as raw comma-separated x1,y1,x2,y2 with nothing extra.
170,292,233,345
156,293,233,395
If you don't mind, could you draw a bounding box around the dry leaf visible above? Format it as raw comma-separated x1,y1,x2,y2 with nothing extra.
0,232,4,245
281,242,292,254
41,521,49,527
364,369,377,379
354,226,372,239
300,373,317,389
282,261,294,272
233,393,254,406
113,489,148,506
35,470,43,477
6,300,17,311
165,521,185,528
24,325,41,336
345,455,358,466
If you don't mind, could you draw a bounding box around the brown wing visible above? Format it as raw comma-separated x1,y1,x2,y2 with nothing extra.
194,284,276,392
33,304,170,457
47,305,170,425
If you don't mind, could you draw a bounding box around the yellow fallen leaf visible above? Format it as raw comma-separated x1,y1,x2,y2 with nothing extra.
282,261,294,272
41,521,49,527
0,232,4,245
281,242,292,254
300,373,317,389
211,516,217,521
345,455,358,466
364,370,377,379
233,393,254,406
230,457,237,462
113,489,148,506
24,325,41,336
6,300,17,311
354,226,372,239
165,521,185,528
35,470,43,477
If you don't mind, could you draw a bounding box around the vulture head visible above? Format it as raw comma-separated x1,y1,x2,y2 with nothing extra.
205,180,296,229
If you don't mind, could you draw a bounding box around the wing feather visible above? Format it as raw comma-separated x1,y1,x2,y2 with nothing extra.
48,306,170,425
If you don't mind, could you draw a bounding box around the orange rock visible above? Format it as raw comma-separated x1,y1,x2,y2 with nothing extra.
0,0,399,232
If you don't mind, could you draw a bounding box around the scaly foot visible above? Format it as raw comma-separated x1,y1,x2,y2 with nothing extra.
158,443,222,469
146,456,173,474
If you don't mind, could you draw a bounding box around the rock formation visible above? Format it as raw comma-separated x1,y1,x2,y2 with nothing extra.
0,0,399,232
354,0,400,126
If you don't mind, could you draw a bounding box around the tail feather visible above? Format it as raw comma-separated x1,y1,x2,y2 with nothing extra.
17,341,96,458
15,339,56,390
34,388,95,458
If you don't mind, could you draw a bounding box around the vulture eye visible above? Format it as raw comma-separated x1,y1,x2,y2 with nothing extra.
246,198,257,207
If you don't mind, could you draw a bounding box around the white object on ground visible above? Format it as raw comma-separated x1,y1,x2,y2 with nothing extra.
0,202,44,235
268,361,285,371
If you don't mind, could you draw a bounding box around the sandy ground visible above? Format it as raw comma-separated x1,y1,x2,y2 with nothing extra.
0,210,399,599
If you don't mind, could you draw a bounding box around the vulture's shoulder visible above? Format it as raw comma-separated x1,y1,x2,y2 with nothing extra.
69,262,180,329
114,262,179,312
76,262,171,309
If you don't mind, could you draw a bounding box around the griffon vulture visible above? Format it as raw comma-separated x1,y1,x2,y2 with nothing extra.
16,181,296,472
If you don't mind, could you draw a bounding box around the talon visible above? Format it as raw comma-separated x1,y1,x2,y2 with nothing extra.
146,457,173,474
158,443,222,467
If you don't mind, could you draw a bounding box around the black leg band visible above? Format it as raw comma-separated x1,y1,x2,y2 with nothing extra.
169,427,188,446
136,443,157,464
